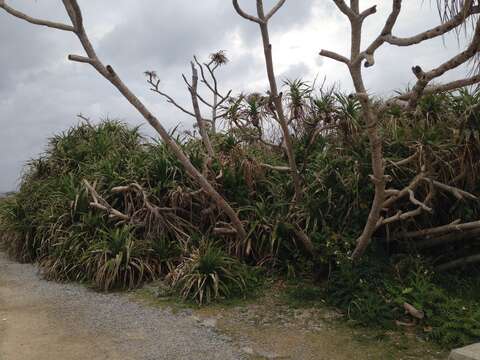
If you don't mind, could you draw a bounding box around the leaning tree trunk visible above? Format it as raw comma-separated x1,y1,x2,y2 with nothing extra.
0,0,246,241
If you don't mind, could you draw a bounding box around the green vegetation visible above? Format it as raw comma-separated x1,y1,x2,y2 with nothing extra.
325,254,480,347
170,239,249,304
1,85,479,349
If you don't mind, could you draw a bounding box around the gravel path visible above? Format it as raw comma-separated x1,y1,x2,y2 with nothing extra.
0,252,245,360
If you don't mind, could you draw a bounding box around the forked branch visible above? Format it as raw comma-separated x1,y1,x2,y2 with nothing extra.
0,1,74,31
232,0,303,203
406,17,480,108
232,0,263,24
386,0,479,47
84,180,129,222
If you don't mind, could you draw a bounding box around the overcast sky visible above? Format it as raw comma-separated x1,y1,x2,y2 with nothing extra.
0,0,473,192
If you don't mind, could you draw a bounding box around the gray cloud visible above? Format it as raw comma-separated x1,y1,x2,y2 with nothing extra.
279,62,311,81
0,0,476,192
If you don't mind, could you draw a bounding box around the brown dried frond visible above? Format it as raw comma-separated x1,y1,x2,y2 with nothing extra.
241,158,264,191
144,70,158,80
210,50,229,66
168,186,195,209
436,0,479,22
434,1,480,74
246,92,264,103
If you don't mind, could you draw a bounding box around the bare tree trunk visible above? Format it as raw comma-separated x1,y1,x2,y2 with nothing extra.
212,92,218,134
188,62,215,160
340,3,386,260
258,20,303,202
233,0,303,203
321,1,386,260
349,64,385,260
348,5,386,259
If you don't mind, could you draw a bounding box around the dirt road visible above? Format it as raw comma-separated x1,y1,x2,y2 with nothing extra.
0,251,448,360
0,252,244,360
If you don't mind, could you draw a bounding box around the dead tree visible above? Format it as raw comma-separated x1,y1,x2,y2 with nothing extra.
232,0,303,203
0,0,247,241
186,62,216,162
146,51,231,136
196,51,232,134
320,0,480,260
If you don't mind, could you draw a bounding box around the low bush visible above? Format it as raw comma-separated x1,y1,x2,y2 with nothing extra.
325,255,480,347
170,240,252,304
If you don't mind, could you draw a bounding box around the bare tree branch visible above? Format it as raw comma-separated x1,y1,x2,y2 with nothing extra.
84,180,130,221
193,54,232,133
377,187,432,229
396,74,480,101
318,50,350,65
397,219,480,240
360,0,402,67
193,90,214,109
0,1,74,31
383,174,424,209
407,17,480,108
323,0,388,260
385,0,479,47
68,54,95,64
407,189,433,212
259,163,291,171
332,0,356,19
193,56,217,96
147,76,196,117
189,62,215,159
322,0,479,259
388,148,419,167
359,5,377,20
437,254,480,271
417,228,480,249
377,207,422,228
265,0,287,21
232,0,263,24
423,178,478,200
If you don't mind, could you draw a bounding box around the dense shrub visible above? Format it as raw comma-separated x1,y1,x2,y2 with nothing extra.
325,254,480,347
0,120,260,295
0,86,479,346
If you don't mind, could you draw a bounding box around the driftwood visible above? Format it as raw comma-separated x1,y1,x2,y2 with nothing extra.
293,228,315,256
396,219,480,240
403,302,425,320
416,228,480,249
111,183,178,215
423,178,478,201
437,254,480,271
83,180,129,222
